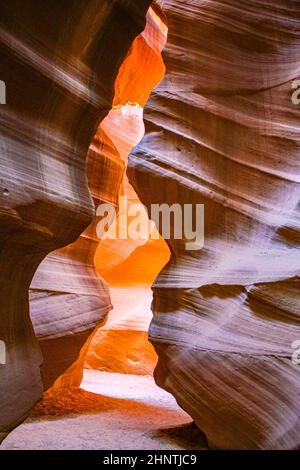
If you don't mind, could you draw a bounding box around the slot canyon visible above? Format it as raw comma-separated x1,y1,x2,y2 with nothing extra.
0,0,299,451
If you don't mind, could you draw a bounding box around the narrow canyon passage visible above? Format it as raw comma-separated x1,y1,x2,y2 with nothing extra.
2,257,206,450
2,3,203,450
1,371,206,450
2,218,204,450
1,0,299,452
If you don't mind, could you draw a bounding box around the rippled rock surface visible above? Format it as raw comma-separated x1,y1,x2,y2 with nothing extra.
129,0,300,449
0,0,151,440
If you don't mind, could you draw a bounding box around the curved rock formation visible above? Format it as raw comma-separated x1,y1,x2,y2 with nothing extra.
2,0,299,450
85,5,169,376
128,0,300,449
30,2,169,388
29,115,113,389
0,0,152,440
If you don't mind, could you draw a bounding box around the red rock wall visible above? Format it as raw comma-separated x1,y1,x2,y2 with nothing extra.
32,4,169,386
0,0,152,440
85,5,169,376
1,0,299,450
128,0,300,450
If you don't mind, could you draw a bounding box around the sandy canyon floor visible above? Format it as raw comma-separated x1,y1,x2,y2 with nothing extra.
1,370,207,450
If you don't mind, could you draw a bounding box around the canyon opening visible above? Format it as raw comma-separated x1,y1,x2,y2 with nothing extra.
0,0,299,455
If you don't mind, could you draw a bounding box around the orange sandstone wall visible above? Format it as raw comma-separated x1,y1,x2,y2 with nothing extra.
128,0,300,450
0,0,152,439
85,6,170,376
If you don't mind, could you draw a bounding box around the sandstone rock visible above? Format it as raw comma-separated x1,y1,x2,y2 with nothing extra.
0,0,152,440
85,287,157,375
128,0,300,450
86,5,169,376
2,0,299,450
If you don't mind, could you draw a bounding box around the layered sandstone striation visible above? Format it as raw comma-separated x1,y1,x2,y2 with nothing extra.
129,0,300,449
0,0,152,440
85,5,169,376
37,4,169,383
1,0,299,450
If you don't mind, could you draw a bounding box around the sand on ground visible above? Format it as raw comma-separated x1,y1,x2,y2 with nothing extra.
1,370,207,450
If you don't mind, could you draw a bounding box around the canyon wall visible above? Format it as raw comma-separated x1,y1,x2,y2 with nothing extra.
31,4,168,387
1,0,299,450
128,0,300,449
85,5,169,376
0,0,152,440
